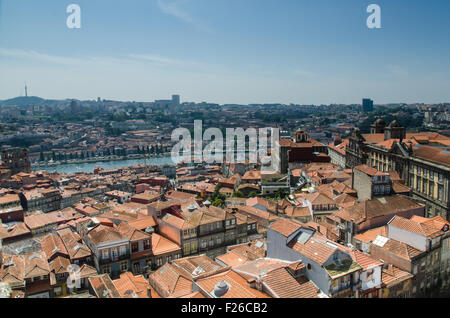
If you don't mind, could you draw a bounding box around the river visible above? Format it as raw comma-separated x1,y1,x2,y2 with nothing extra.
32,156,175,174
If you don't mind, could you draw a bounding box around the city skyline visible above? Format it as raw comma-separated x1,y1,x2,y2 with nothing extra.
1,0,450,104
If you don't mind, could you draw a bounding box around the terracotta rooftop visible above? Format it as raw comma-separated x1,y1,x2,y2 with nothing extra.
353,226,388,243
269,218,304,237
196,269,269,298
389,215,447,238
113,272,152,298
263,267,320,298
88,274,122,298
334,195,424,224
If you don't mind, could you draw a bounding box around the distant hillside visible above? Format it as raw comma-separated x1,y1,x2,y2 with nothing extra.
0,96,46,106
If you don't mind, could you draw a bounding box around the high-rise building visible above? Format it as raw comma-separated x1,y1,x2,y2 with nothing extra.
362,98,374,112
172,95,180,106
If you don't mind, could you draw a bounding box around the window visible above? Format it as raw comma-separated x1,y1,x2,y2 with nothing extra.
216,237,222,245
133,262,140,273
119,246,126,256
191,241,197,253
120,261,128,272
438,185,443,201
184,243,190,255
103,265,111,274
409,175,414,188
102,249,109,260
54,287,62,296
144,239,151,250
367,269,374,281
131,242,139,253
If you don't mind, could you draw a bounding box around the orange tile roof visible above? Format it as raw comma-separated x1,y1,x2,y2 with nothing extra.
148,263,193,298
88,274,122,298
269,218,303,237
113,272,151,298
389,215,446,238
354,165,388,177
382,265,413,286
348,250,383,271
152,233,181,256
127,216,157,230
216,251,249,267
0,222,30,240
379,238,423,260
263,267,319,298
334,195,423,224
353,226,388,243
413,145,450,166
196,270,269,298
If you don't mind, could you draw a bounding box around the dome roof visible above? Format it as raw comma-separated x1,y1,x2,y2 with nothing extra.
373,118,386,126
388,120,401,127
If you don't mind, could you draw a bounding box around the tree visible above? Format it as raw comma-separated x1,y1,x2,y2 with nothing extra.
232,191,244,198
212,198,224,208
249,191,258,198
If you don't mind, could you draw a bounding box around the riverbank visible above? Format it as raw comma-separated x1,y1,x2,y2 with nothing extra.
32,155,174,174
32,153,172,168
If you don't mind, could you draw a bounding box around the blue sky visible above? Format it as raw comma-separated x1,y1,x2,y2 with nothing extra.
0,0,449,104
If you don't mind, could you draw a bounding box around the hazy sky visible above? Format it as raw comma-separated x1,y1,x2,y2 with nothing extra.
0,0,449,104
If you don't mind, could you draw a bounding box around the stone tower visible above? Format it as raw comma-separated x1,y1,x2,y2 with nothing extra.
384,120,406,141
371,118,386,134
0,148,32,175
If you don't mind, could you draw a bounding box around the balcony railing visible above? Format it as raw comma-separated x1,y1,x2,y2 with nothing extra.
99,253,130,265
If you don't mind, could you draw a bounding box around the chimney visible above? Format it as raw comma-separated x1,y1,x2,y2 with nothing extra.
213,281,229,298
147,287,153,298
0,239,3,267
247,278,256,289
